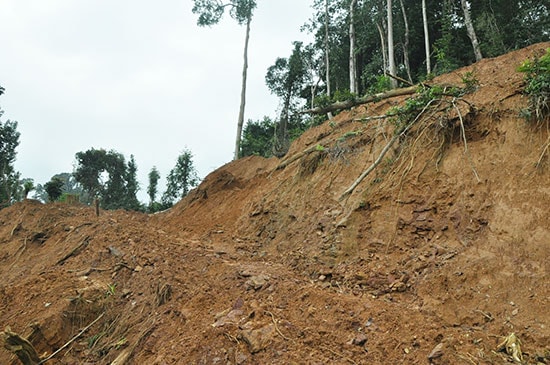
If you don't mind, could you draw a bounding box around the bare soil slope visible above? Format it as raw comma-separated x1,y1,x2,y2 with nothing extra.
1,43,549,365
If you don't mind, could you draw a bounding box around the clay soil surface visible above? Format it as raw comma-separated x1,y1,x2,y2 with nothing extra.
1,43,549,364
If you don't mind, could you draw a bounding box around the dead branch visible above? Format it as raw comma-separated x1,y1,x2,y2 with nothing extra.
302,86,418,115
1,327,41,365
354,114,394,123
388,73,415,87
339,99,438,200
56,237,90,265
276,144,325,170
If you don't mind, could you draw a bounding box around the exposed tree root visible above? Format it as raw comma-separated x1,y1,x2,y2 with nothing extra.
339,99,438,200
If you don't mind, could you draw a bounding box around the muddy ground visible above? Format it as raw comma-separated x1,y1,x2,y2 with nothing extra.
1,42,549,364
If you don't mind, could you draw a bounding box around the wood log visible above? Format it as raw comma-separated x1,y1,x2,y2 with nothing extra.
301,86,418,115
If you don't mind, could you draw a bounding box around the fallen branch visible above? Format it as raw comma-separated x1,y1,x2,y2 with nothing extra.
276,144,325,170
302,86,418,115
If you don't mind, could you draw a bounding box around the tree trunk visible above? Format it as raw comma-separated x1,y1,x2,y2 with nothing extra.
324,0,331,98
233,15,251,160
376,22,387,77
399,0,412,83
349,0,358,94
422,0,431,74
461,0,483,61
324,0,333,119
302,85,418,115
387,0,397,88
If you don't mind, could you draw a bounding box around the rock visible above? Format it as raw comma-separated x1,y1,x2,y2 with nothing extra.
352,333,368,346
428,342,444,360
240,324,276,353
245,274,270,291
212,309,244,328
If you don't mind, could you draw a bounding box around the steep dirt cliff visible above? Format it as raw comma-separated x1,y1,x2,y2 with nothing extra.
1,42,548,364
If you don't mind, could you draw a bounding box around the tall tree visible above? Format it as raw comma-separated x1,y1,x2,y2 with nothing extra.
266,42,309,156
0,89,21,209
324,0,332,103
44,177,64,202
73,148,140,210
399,0,412,83
162,149,199,206
387,0,397,88
349,0,358,93
461,0,483,61
422,0,431,74
125,155,141,210
147,166,160,205
192,0,257,161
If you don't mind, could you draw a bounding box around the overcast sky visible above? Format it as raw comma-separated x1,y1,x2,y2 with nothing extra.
0,0,314,202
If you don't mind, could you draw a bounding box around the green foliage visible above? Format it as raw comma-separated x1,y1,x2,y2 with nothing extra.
192,0,256,26
22,179,34,199
518,48,550,123
240,116,276,158
388,85,459,128
0,102,21,209
44,177,64,202
162,148,199,206
368,75,391,94
73,148,142,210
147,166,161,212
461,71,480,93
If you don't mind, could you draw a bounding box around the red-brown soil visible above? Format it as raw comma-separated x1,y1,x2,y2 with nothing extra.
1,43,549,365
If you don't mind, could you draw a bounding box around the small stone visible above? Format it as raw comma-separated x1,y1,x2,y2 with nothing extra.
352,333,368,346
512,308,519,316
245,274,269,291
428,342,444,360
240,324,276,353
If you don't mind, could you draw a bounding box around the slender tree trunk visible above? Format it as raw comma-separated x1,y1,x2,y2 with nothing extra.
324,0,333,119
376,22,387,76
399,0,412,83
233,15,251,160
324,0,331,98
460,0,483,61
349,0,358,94
422,0,431,74
387,0,397,88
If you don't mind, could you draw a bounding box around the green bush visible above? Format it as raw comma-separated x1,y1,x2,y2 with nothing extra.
518,48,550,123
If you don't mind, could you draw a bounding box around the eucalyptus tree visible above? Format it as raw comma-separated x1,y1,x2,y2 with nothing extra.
192,0,257,161
162,149,199,206
422,0,431,74
460,0,483,61
266,42,310,156
349,0,358,93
